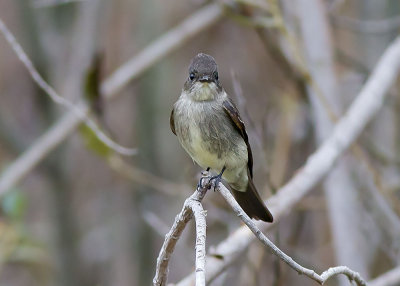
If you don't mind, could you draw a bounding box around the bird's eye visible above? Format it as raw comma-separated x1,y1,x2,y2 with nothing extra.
214,72,219,80
189,72,195,80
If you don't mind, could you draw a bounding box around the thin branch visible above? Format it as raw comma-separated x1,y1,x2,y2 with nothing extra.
369,266,400,286
153,172,210,286
100,3,223,99
0,18,137,156
176,34,400,285
0,3,224,195
0,110,81,194
232,0,271,12
142,211,171,237
217,183,366,286
107,155,190,196
155,176,366,286
32,0,90,8
330,13,400,34
153,199,193,286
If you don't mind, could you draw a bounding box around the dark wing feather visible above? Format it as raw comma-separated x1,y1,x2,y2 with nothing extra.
170,108,176,135
222,98,253,178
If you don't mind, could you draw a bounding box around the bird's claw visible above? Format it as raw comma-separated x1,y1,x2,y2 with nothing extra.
206,166,226,192
197,176,207,189
197,167,211,190
207,175,222,191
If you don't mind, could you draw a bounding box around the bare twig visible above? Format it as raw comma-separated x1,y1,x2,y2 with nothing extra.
32,0,89,8
153,172,210,286
0,110,81,194
176,34,400,285
330,13,400,34
217,183,366,286
232,0,270,12
107,155,190,196
369,266,400,286
142,211,171,237
101,3,223,99
230,71,267,168
0,3,224,195
0,18,137,156
153,201,193,286
155,176,367,286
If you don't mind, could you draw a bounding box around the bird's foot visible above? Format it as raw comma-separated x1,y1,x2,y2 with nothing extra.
207,166,226,191
197,167,211,189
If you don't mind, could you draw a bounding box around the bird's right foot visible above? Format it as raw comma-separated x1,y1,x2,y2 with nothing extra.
207,166,226,191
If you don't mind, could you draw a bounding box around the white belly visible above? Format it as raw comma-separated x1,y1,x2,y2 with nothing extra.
181,126,225,171
173,94,249,190
179,123,248,190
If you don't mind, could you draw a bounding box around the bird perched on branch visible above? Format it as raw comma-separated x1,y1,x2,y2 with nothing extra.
170,53,273,222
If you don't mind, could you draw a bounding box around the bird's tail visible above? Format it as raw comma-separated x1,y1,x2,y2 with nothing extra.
230,172,273,222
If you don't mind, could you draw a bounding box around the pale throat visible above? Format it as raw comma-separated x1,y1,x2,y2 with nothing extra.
189,82,219,101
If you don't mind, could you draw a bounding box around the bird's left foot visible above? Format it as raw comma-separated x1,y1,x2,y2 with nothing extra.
207,166,226,191
197,167,211,189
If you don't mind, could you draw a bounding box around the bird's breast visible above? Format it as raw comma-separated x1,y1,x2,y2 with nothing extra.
173,96,247,174
186,126,225,171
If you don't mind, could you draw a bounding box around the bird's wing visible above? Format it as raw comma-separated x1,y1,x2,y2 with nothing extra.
170,108,176,135
222,98,253,178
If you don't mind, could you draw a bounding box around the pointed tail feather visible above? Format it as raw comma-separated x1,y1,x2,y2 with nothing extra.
230,177,273,223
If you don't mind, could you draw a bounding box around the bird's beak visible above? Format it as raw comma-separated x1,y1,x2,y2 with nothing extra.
199,75,211,83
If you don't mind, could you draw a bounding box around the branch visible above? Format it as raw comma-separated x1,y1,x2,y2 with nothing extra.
155,176,367,286
217,183,366,286
100,3,223,99
176,34,400,285
191,199,207,286
0,18,137,156
0,3,224,195
0,110,81,194
107,155,190,196
153,172,210,286
330,12,400,34
153,198,193,286
369,266,400,286
32,0,90,8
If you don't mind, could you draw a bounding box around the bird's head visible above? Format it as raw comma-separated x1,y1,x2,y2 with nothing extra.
184,53,222,101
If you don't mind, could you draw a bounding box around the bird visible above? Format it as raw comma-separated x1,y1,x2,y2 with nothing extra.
170,53,273,222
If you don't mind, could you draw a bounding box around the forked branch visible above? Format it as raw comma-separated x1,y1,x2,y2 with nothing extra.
153,172,210,286
153,174,367,286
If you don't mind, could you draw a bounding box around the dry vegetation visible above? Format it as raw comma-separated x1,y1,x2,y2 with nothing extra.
0,0,399,285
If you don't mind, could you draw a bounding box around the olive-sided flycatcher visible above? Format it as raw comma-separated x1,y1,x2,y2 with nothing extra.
170,53,273,222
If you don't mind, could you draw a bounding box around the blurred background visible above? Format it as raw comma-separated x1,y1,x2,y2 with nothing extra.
0,0,400,285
